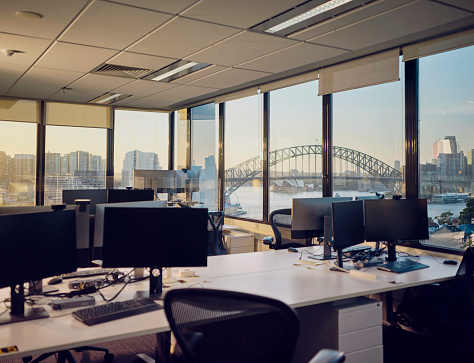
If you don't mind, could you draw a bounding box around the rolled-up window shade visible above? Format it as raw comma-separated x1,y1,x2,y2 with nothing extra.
259,71,318,93
214,87,259,104
0,98,39,123
318,48,399,96
403,28,474,61
46,102,111,128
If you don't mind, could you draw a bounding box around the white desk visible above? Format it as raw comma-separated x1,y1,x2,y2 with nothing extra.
0,247,458,362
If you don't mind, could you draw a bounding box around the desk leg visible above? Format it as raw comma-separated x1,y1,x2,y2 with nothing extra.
155,331,171,363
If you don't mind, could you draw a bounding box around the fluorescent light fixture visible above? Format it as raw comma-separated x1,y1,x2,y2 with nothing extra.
151,62,198,81
88,92,131,104
265,0,353,33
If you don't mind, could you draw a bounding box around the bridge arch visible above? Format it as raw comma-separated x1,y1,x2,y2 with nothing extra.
225,145,402,196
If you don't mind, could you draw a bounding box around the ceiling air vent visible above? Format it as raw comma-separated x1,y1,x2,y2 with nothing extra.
92,64,154,79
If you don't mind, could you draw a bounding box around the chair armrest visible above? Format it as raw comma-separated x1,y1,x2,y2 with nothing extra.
262,236,274,246
308,349,345,363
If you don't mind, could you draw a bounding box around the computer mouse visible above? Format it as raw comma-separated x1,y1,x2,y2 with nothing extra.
443,259,458,265
287,247,299,253
48,276,63,285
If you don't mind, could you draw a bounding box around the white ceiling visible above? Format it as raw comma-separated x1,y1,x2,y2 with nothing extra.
0,0,473,111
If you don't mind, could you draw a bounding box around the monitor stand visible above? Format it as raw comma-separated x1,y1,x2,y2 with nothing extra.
0,285,49,326
310,216,337,260
134,267,163,301
386,241,397,262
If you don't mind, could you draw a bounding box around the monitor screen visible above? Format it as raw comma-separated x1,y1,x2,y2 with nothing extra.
0,209,77,289
107,189,155,203
365,199,429,242
101,207,208,268
62,189,107,214
331,200,365,251
291,197,352,239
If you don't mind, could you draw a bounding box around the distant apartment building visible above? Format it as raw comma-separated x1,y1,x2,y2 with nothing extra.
121,150,161,187
432,136,466,176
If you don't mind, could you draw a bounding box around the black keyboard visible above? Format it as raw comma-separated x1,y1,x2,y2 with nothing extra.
72,298,162,326
60,268,119,279
377,258,429,273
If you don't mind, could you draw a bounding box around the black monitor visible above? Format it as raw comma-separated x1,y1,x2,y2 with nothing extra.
101,207,208,298
0,208,77,325
331,200,366,268
291,197,351,259
62,189,107,214
365,199,429,261
107,189,155,203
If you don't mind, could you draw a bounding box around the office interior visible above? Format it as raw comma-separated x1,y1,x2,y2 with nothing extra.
1,0,474,362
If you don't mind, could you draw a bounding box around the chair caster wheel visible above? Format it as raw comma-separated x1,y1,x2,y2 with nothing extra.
104,353,114,362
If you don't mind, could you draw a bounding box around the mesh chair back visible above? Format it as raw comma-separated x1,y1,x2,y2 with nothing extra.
164,288,300,363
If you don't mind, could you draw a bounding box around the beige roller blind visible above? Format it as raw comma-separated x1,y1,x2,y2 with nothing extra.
259,70,319,93
214,87,259,104
403,28,474,61
318,48,400,96
46,102,111,128
0,98,39,123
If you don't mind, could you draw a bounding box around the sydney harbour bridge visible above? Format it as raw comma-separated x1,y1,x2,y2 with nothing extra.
224,144,472,197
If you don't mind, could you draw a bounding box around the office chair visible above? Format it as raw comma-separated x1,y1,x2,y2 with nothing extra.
263,208,311,250
22,346,113,363
207,211,226,256
164,288,345,363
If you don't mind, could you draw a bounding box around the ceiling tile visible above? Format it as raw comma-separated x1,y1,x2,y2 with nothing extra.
7,67,83,99
65,74,134,100
0,63,29,94
437,0,474,12
186,31,299,67
307,1,472,50
60,1,173,50
35,42,119,72
112,79,178,97
106,0,199,14
0,0,88,40
289,0,414,41
188,68,271,89
170,65,227,84
0,33,52,66
238,43,347,74
128,17,240,59
181,0,306,29
107,52,178,70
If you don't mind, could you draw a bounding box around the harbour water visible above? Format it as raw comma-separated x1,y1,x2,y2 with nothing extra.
229,187,467,221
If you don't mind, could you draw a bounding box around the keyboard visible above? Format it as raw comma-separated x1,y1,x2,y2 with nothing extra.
377,258,429,273
72,298,162,326
60,268,119,279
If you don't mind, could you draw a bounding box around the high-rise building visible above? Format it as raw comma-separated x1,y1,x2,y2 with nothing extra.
45,152,61,176
121,150,161,187
432,136,466,176
13,154,35,179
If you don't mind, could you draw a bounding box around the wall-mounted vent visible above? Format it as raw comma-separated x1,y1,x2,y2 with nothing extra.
92,64,154,79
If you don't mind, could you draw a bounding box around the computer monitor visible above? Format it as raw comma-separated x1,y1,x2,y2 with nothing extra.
107,188,155,203
365,198,429,261
291,197,351,259
331,200,365,268
93,200,168,260
62,189,107,214
0,208,77,325
100,207,208,297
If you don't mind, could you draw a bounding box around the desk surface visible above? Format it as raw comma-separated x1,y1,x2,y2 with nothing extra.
0,246,458,360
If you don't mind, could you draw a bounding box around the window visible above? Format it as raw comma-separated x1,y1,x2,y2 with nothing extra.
333,62,405,200
419,45,474,251
191,103,218,210
224,94,263,220
0,121,37,206
269,81,322,212
44,126,107,205
174,109,189,171
114,109,169,190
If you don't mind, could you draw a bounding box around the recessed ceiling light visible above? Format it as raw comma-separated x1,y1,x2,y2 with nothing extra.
88,92,132,104
145,60,211,83
16,11,44,20
265,0,353,33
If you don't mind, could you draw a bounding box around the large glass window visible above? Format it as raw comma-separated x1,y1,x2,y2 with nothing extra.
44,126,107,205
114,109,169,190
333,63,405,201
191,103,218,210
0,121,37,206
224,94,263,220
174,109,189,171
269,81,322,213
419,45,474,251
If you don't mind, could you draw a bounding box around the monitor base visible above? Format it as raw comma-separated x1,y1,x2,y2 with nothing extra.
0,307,49,326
